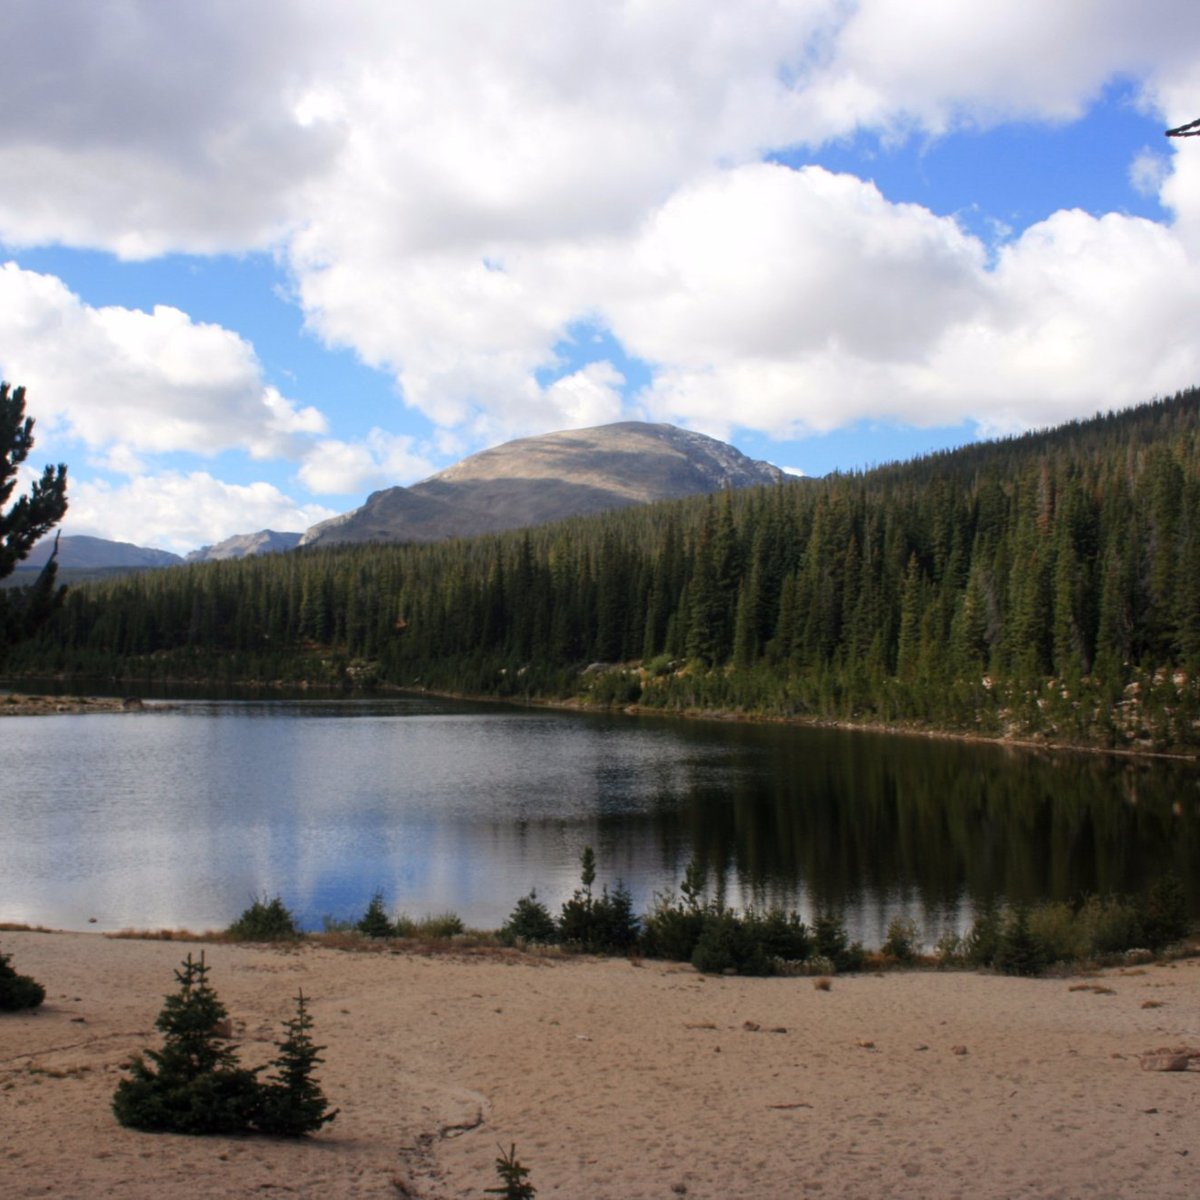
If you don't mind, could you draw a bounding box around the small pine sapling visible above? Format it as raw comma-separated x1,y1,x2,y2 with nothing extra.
0,945,45,1011
112,952,262,1134
357,889,396,938
498,890,557,946
226,895,299,941
257,989,338,1136
485,1143,536,1199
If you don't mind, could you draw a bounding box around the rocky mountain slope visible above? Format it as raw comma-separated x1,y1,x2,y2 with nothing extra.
301,421,785,546
186,530,302,562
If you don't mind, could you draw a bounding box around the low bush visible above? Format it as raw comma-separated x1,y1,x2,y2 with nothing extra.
226,895,300,941
812,914,865,972
418,912,465,939
881,916,920,964
963,906,1003,968
640,893,706,962
1139,875,1189,950
1026,902,1082,965
1079,895,1145,956
933,929,964,967
0,945,45,1012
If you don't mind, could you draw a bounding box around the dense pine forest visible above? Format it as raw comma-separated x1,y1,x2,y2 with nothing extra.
8,391,1200,752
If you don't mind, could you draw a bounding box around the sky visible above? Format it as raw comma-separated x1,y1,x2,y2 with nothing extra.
3,2,1200,554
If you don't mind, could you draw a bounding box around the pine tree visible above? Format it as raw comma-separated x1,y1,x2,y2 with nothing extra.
112,952,262,1134
486,1143,537,1198
0,383,68,646
257,990,338,1137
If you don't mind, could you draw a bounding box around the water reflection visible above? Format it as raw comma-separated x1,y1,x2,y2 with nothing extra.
0,694,1195,946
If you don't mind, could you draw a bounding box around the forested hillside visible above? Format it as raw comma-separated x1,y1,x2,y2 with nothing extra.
8,391,1200,751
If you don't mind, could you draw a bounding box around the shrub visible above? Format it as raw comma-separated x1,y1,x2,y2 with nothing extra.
963,906,1002,968
881,916,920,964
640,893,705,962
418,912,465,939
691,910,764,975
812,914,864,972
356,890,396,938
1078,895,1144,957
933,929,964,967
498,891,558,946
1139,875,1190,950
640,861,708,962
745,908,812,964
226,895,300,941
1026,902,1081,965
0,945,45,1012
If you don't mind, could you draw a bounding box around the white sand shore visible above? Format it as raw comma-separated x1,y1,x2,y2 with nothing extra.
2,931,1197,1198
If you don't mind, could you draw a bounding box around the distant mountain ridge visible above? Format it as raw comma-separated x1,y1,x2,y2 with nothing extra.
187,530,302,562
20,535,183,571
301,421,785,547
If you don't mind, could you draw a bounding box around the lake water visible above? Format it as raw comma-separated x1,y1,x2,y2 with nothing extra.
1,692,1196,947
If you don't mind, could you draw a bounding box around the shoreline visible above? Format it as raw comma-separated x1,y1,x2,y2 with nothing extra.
3,929,1198,1198
4,676,1197,761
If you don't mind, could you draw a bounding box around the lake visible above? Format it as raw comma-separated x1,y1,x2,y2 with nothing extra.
1,692,1196,947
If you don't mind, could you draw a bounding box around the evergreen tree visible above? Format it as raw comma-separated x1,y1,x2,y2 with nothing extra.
112,952,262,1134
257,990,338,1137
0,383,68,646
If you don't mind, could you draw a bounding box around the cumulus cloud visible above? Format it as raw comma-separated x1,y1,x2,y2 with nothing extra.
64,473,337,555
0,262,326,460
279,3,1200,444
0,0,345,256
619,172,1200,439
298,430,440,496
7,1,1200,465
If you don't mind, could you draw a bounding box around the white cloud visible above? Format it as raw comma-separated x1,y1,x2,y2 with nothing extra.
0,0,345,257
298,430,439,496
0,262,327,460
616,171,1200,439
1130,149,1170,197
6,1,1200,461
64,473,337,555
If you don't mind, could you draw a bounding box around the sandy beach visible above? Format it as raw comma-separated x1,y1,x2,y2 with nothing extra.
2,930,1197,1198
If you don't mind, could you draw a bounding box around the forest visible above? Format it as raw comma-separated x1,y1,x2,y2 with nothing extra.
7,389,1200,752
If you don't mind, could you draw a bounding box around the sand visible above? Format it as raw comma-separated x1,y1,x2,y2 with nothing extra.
2,931,1198,1199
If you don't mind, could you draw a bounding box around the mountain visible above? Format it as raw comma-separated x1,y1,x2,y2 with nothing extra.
301,421,785,546
20,535,183,571
187,530,302,563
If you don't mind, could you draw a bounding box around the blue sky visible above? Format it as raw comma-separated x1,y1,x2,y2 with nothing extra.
2,3,1200,552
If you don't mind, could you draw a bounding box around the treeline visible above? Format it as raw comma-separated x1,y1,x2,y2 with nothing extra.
9,390,1200,750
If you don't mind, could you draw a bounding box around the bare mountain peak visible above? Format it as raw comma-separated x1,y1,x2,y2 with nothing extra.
187,530,302,563
302,420,783,547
